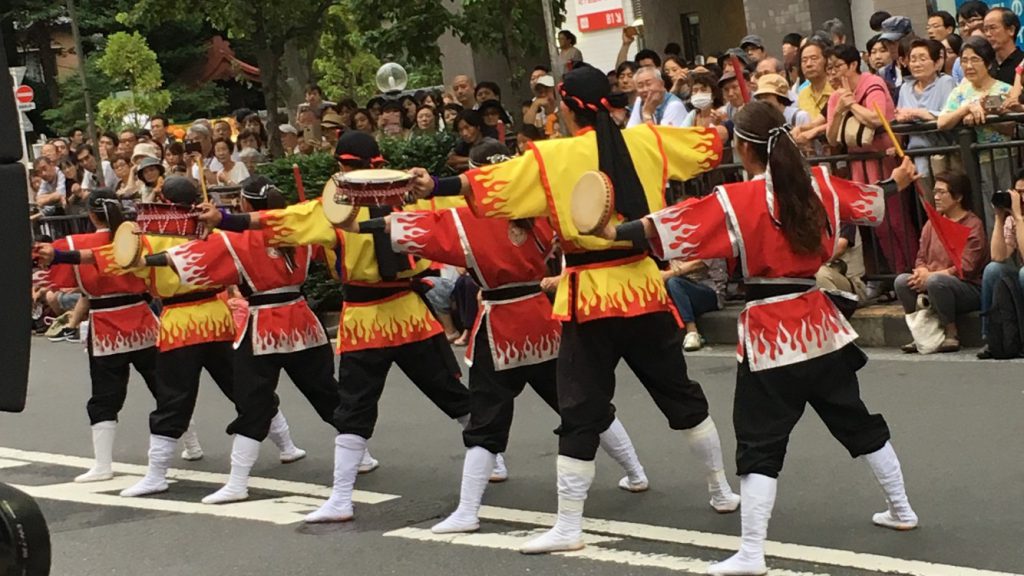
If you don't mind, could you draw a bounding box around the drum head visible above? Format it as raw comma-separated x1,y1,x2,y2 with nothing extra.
112,221,142,268
571,171,614,235
341,169,412,184
321,181,358,227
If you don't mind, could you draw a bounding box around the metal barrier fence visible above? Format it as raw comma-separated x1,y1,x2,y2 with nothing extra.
31,213,93,241
685,114,1024,282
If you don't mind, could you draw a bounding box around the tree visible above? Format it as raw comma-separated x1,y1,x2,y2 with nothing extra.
454,0,566,85
94,31,171,130
122,0,337,157
342,0,455,68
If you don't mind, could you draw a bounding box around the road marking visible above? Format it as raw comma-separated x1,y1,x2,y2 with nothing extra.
385,527,826,576
13,478,324,525
0,446,398,505
0,458,29,469
477,506,1023,576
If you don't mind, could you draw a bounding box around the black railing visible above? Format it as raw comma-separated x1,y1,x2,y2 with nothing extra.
31,214,93,241
687,115,1024,282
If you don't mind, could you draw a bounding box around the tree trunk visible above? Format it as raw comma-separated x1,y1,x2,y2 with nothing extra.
29,24,61,107
255,41,284,158
282,38,313,124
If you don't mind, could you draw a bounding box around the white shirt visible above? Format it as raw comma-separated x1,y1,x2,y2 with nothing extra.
627,93,689,127
82,161,120,191
191,157,224,181
218,161,250,185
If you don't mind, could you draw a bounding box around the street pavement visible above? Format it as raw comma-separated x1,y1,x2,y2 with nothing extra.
3,339,1023,576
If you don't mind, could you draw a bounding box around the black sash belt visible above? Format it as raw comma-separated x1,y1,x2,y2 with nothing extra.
162,290,221,306
745,283,813,303
481,284,541,302
564,248,645,268
248,292,303,307
343,284,412,303
90,294,145,310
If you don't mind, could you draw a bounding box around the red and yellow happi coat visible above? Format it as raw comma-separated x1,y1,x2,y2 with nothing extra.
463,125,722,323
646,166,886,371
94,234,234,351
260,191,465,353
164,229,328,355
34,232,159,357
391,206,560,371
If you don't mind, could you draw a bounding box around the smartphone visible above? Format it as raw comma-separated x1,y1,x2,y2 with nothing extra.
983,94,1005,112
184,140,203,155
695,55,706,66
992,190,1012,210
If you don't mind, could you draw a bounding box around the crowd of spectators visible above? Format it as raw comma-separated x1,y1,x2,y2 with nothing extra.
30,6,1024,357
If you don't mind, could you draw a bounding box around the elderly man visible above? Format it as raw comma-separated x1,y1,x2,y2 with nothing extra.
34,157,66,216
627,66,688,127
118,130,139,157
452,75,476,109
77,144,119,192
185,124,221,182
984,7,1023,84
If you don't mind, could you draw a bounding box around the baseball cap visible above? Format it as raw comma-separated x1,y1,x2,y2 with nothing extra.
879,16,912,42
753,74,793,105
740,35,765,49
534,75,555,88
278,124,298,135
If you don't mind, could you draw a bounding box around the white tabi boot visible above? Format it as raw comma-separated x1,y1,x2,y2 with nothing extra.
431,446,496,534
688,416,740,513
519,456,594,554
120,434,176,497
268,410,306,463
358,449,380,474
304,434,364,523
707,473,777,576
456,413,508,483
863,441,918,530
75,421,117,483
599,417,648,492
179,420,203,461
202,435,260,504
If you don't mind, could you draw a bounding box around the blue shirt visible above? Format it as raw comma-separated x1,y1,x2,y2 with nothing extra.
897,75,957,175
952,58,964,84
627,92,689,127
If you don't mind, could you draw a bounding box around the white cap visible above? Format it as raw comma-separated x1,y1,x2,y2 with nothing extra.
534,75,555,88
278,124,298,135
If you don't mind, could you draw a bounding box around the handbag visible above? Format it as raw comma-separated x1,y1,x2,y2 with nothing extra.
904,294,945,354
838,84,886,149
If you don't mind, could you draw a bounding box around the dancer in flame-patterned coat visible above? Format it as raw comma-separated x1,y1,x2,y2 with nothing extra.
602,101,919,576
408,65,739,555
355,141,648,535
34,188,160,485
146,176,377,505
44,177,302,500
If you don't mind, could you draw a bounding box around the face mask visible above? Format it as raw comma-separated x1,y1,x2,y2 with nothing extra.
691,92,714,110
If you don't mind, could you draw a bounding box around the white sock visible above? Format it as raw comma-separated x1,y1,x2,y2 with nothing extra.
268,410,298,454
180,421,203,460
520,456,594,554
432,447,495,533
121,434,176,497
707,473,776,575
305,434,365,523
599,418,646,483
863,441,917,524
687,416,739,510
203,435,260,504
76,421,116,483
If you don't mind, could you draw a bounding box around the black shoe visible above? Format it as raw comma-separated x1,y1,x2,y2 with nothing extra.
977,346,993,360
48,327,79,343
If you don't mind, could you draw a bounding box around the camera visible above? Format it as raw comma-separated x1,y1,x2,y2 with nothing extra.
992,190,1013,210
184,140,203,155
983,94,1005,113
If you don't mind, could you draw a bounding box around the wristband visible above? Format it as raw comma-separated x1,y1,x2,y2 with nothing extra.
218,212,251,232
358,218,387,234
435,176,463,197
431,176,440,197
144,253,170,268
616,220,648,243
52,249,81,265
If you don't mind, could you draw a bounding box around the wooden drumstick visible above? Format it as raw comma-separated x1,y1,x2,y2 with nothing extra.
293,163,307,202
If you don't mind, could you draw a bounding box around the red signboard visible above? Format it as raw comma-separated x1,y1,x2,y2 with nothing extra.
15,85,33,104
577,8,625,32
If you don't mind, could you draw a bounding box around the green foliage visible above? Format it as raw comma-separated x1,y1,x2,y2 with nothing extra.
454,0,566,83
165,81,231,121
95,32,171,129
42,59,118,135
255,153,339,204
314,4,382,103
342,0,454,68
379,132,456,174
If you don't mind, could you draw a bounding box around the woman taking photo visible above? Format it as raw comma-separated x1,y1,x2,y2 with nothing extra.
598,101,920,575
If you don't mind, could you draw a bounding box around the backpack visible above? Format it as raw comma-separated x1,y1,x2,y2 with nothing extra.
985,274,1024,359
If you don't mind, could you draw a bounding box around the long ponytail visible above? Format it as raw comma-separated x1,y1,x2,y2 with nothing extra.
87,188,126,242
734,101,825,255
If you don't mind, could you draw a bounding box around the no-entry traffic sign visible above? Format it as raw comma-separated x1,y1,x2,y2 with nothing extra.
15,85,33,104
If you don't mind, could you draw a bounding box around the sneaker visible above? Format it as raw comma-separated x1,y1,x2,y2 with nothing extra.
936,337,960,353
900,342,917,354
44,312,71,338
683,331,704,352
976,346,993,360
48,326,79,343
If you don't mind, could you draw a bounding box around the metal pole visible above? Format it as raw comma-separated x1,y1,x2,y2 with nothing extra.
66,0,99,157
540,0,561,82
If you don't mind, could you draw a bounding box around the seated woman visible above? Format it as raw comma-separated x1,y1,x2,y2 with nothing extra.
663,258,727,351
895,171,988,353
